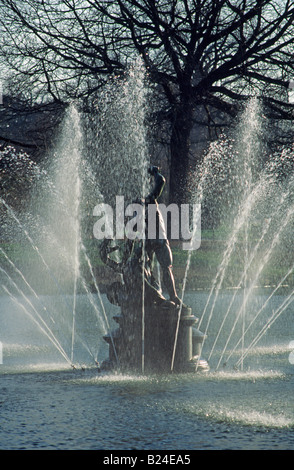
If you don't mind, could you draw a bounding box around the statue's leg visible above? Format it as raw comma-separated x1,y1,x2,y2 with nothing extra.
154,240,178,303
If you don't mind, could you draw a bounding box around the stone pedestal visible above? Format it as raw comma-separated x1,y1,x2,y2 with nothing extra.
102,300,209,374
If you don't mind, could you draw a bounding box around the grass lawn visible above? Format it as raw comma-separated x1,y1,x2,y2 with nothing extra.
1,226,292,294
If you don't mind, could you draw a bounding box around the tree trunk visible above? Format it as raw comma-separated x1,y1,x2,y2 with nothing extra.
169,101,195,205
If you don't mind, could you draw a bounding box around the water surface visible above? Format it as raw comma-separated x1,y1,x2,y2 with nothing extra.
0,292,293,450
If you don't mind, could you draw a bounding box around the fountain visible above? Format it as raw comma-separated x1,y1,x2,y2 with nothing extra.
98,165,208,374
0,62,293,377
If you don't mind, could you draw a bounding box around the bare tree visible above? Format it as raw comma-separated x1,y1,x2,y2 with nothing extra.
0,0,293,202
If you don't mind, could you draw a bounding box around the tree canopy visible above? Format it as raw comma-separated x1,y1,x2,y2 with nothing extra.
0,0,293,201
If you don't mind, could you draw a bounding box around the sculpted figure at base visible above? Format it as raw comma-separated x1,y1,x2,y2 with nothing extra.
100,238,175,309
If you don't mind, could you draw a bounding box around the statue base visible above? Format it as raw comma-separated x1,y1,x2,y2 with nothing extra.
101,300,209,374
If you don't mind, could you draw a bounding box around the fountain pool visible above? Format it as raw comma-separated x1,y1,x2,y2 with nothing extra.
0,289,293,450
